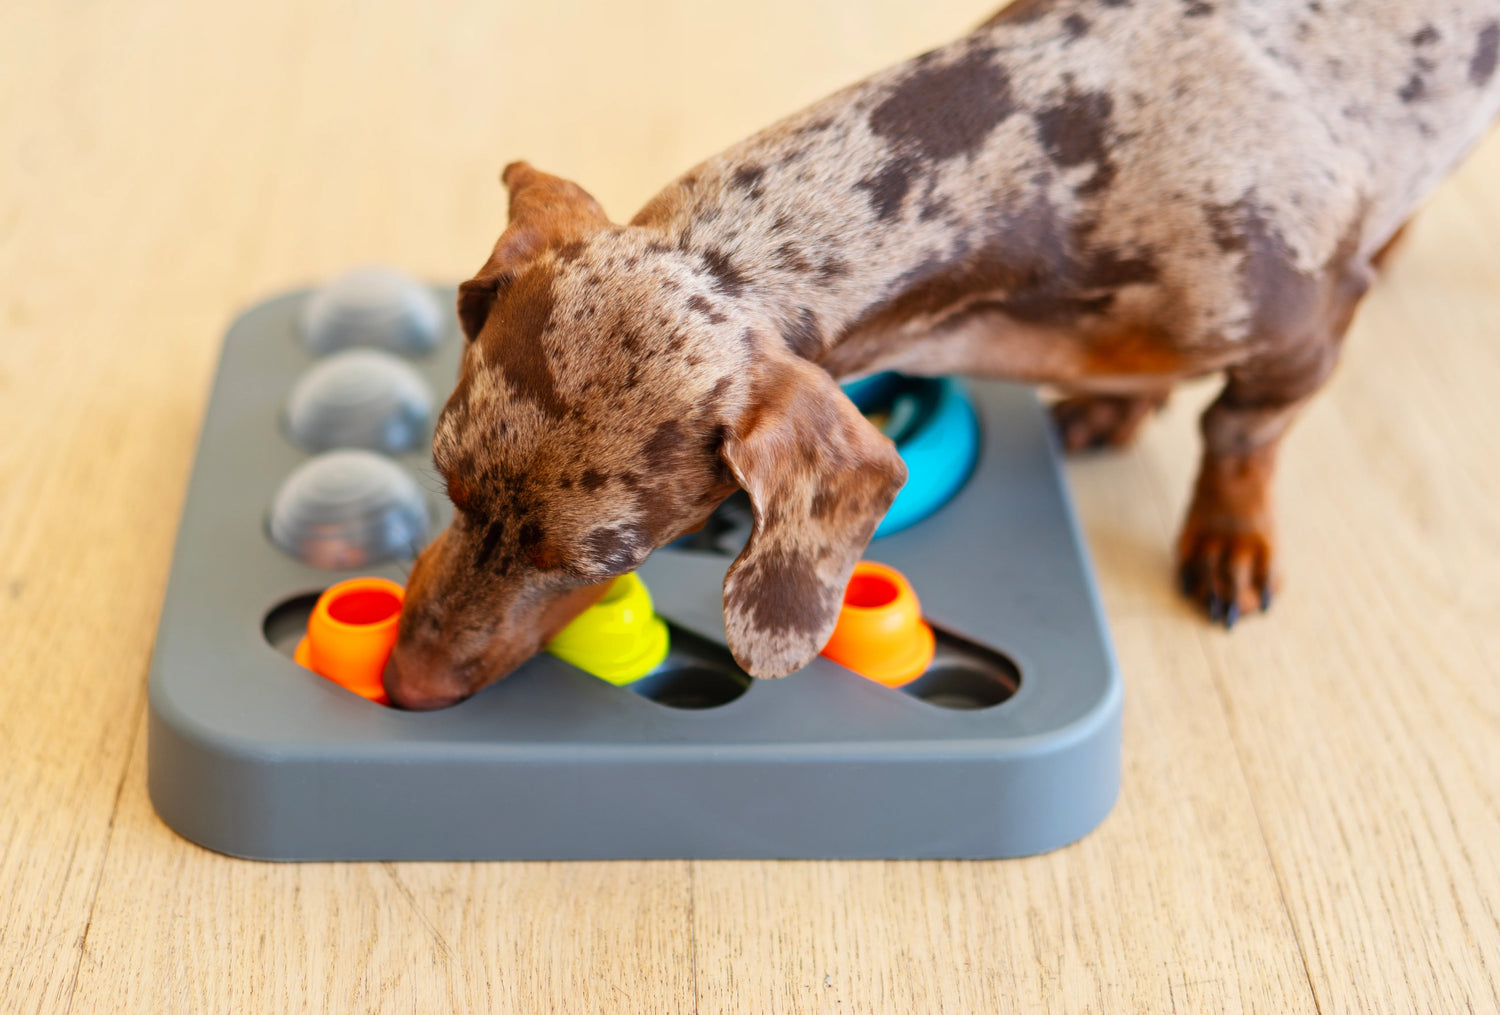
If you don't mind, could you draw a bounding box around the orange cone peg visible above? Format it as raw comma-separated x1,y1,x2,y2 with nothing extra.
820,561,935,688
293,577,404,705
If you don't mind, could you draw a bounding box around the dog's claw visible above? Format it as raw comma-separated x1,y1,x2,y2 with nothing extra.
1177,523,1278,629
1051,394,1166,453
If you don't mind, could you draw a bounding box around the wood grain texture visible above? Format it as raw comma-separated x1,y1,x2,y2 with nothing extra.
1,1,1497,1011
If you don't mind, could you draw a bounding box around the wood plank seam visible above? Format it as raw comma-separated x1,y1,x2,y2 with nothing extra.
62,681,147,1015
1192,630,1328,1015
689,863,701,1015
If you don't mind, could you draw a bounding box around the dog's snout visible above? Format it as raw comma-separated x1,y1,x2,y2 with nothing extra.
382,645,473,711
386,682,466,711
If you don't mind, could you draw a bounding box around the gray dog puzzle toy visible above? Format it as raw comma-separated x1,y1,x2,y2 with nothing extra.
147,266,1122,861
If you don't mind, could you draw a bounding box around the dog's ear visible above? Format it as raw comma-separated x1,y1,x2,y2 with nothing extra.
457,161,610,341
720,356,907,678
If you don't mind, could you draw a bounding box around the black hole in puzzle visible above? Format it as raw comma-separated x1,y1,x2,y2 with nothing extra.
263,592,320,658
668,490,753,556
633,666,750,710
901,628,1021,710
631,626,752,710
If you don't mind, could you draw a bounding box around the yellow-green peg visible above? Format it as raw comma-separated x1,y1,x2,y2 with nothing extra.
545,572,670,685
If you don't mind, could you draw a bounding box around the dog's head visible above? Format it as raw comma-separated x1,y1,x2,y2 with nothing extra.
383,163,905,709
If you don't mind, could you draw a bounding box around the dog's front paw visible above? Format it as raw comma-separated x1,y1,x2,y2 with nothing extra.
1176,518,1279,628
1050,393,1166,452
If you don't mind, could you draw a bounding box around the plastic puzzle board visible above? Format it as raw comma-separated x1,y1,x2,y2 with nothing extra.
148,282,1122,860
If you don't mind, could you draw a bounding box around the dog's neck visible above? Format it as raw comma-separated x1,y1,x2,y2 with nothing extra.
628,27,1043,380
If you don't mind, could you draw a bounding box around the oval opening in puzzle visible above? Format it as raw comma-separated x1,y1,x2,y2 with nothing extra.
900,628,1021,711
267,450,430,569
284,349,433,454
263,592,319,658
628,626,752,710
631,665,750,710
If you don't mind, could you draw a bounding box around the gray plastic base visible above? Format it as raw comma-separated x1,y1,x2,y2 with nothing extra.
148,284,1122,860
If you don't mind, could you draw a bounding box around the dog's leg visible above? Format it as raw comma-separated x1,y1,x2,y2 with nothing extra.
1176,341,1348,626
1177,231,1375,627
1051,390,1170,453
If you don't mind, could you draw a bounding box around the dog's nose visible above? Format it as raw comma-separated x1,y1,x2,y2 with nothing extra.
382,650,469,711
387,684,466,711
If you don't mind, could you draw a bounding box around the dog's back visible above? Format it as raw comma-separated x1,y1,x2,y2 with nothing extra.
637,0,1500,362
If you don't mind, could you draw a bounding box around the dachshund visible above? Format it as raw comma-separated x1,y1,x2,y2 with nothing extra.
384,0,1500,708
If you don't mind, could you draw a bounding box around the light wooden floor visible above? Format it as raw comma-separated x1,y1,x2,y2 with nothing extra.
3,1,1498,1011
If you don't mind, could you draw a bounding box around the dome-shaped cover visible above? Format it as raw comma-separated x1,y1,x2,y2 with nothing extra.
285,348,433,454
298,266,445,356
268,450,430,569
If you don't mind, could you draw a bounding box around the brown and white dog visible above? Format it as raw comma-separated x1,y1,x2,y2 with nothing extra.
384,0,1500,709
